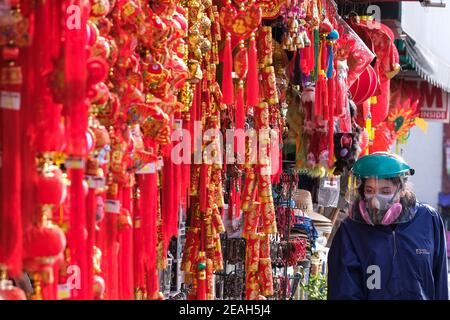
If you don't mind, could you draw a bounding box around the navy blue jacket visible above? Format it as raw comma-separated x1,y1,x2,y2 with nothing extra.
327,202,448,300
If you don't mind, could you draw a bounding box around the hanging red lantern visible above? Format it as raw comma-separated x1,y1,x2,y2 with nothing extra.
36,164,67,207
23,210,67,273
349,64,377,105
86,57,109,92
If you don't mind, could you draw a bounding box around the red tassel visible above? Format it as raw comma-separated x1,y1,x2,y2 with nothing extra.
324,73,333,121
190,84,198,150
147,267,160,299
322,76,328,119
86,188,97,300
67,168,87,300
315,77,321,118
236,82,245,130
103,188,120,300
328,75,336,120
222,33,234,104
162,155,177,252
328,116,335,168
321,40,328,75
246,34,259,106
139,174,158,295
20,43,37,244
64,0,88,299
132,182,145,297
173,129,182,216
41,268,57,300
0,56,22,278
119,187,133,300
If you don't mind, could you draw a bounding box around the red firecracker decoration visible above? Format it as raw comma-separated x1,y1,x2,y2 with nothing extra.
196,252,207,300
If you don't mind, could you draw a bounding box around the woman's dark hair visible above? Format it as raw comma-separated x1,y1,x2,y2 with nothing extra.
357,177,416,209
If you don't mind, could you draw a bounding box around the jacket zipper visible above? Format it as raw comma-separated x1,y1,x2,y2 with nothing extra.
392,230,397,257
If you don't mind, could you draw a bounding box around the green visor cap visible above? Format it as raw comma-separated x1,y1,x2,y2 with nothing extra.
351,152,415,179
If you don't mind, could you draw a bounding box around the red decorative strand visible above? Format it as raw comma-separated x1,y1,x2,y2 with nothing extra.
221,34,234,104
246,34,259,106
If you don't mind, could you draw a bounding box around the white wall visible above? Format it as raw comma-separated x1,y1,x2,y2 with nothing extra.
395,121,443,209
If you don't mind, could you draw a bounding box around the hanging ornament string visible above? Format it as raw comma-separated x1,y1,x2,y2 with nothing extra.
0,46,23,278
220,0,262,129
0,0,33,279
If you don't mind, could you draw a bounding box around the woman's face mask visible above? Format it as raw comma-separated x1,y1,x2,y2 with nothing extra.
359,179,403,225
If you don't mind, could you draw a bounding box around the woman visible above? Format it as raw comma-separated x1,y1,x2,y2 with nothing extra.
327,152,448,300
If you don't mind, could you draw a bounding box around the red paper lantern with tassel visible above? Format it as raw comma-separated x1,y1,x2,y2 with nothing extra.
36,164,67,207
349,64,377,105
23,209,66,273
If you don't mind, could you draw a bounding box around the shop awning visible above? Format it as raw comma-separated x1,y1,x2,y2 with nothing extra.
403,34,450,93
401,1,450,92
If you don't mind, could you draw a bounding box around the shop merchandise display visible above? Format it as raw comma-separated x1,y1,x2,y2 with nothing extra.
0,0,426,300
